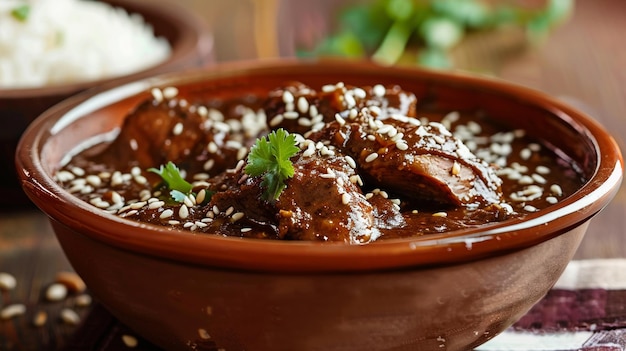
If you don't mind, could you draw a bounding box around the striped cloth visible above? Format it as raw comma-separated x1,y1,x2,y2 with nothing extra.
477,259,626,351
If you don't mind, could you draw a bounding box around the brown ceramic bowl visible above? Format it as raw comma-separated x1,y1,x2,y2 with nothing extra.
1,0,214,208
16,60,623,351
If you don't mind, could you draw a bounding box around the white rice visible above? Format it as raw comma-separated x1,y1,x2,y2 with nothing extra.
0,0,171,88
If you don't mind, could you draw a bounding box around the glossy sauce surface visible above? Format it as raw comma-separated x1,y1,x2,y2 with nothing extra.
56,82,584,243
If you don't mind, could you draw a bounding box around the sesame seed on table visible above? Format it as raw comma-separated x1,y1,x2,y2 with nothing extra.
1,0,625,350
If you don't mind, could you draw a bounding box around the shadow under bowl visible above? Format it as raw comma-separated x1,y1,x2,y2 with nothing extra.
16,59,623,351
2,0,214,209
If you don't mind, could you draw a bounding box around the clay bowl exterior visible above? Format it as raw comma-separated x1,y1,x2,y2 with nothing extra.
1,0,214,208
16,60,623,351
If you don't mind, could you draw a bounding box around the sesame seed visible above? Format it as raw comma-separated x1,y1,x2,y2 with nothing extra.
344,93,356,108
341,193,351,205
335,113,346,126
520,148,532,160
0,273,17,291
46,283,68,301
203,159,215,171
298,117,312,127
183,196,194,208
196,189,207,204
1,304,26,320
85,175,101,187
309,105,319,118
207,142,218,153
432,212,448,217
550,184,563,197
546,196,558,204
231,212,244,222
373,84,386,97
344,155,357,169
523,205,538,212
518,175,534,185
134,175,148,185
70,167,85,177
377,124,393,135
320,169,336,179
349,108,358,119
198,328,211,340
297,97,309,114
60,308,80,325
197,106,209,117
532,173,547,184
241,227,252,233
172,122,183,136
279,111,296,121
179,205,189,219
224,206,234,216
269,114,284,127
123,210,138,217
139,189,152,201
302,146,316,158
163,87,178,100
536,165,551,174
233,160,245,173
122,335,139,348
365,153,379,163
237,147,248,160
320,146,335,156
282,91,294,104
148,201,165,210
322,84,337,93
110,191,123,204
168,220,180,225
396,141,409,150
160,209,174,219
151,88,163,102
130,201,147,210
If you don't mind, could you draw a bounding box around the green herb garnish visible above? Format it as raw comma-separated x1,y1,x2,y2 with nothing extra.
148,162,193,202
11,5,30,22
245,129,299,201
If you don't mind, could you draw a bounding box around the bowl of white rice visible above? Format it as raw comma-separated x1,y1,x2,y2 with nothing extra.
1,0,214,207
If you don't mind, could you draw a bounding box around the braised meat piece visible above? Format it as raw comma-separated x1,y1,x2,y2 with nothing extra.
264,82,418,136
275,150,388,243
201,147,403,244
311,109,504,208
91,89,263,179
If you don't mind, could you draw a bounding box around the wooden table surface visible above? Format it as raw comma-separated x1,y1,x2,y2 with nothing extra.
1,0,624,350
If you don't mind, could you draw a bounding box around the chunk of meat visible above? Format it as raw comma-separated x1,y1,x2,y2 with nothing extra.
202,150,404,244
264,82,418,136
91,95,261,180
311,109,504,208
276,152,382,243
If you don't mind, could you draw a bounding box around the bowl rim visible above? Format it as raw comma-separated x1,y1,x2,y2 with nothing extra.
0,0,214,98
16,58,624,273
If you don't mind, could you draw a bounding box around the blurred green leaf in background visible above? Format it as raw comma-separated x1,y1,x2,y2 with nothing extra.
302,0,574,69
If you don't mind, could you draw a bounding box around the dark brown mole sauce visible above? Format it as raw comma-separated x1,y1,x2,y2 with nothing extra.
57,84,585,243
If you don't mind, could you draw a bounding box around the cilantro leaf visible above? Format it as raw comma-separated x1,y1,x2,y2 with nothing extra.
245,129,299,201
148,162,193,202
